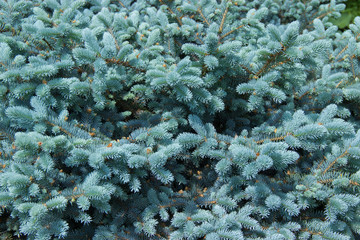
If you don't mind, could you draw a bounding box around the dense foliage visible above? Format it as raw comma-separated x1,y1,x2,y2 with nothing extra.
1,0,360,239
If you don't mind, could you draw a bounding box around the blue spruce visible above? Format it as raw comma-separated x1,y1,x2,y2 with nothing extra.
0,0,360,239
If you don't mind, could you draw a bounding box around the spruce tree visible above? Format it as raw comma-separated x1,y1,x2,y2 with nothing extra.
1,0,360,239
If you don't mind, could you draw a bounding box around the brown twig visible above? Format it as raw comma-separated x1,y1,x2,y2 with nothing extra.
322,147,350,175
45,121,73,137
197,7,210,26
308,10,333,25
108,28,121,50
300,228,323,236
220,24,244,40
254,43,287,78
318,178,360,186
256,133,292,144
350,57,356,79
269,58,291,70
316,156,327,170
335,33,360,61
335,80,343,88
307,3,332,27
105,58,146,73
219,5,229,34
240,64,255,75
42,38,54,50
159,0,183,26
117,0,128,10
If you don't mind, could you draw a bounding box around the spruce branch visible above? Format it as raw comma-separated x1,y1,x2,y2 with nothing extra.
300,228,323,237
197,7,210,26
1,1,360,239
254,43,288,79
334,33,360,62
218,5,229,34
159,0,183,26
105,58,146,73
220,24,245,40
117,0,128,10
107,28,121,51
306,3,333,28
317,178,360,187
45,120,74,137
42,38,54,50
316,156,327,170
255,133,292,144
239,63,255,75
322,146,350,175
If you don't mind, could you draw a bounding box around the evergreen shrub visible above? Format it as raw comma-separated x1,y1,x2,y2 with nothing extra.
1,0,360,239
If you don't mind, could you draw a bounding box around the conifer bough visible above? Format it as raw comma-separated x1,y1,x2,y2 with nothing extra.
1,0,360,239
